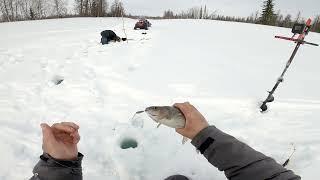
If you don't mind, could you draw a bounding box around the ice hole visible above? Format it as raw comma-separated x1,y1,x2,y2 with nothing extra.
120,138,138,149
52,75,64,85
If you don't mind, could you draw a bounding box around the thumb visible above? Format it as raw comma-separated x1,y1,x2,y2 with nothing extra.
174,102,190,117
176,127,186,136
41,123,55,144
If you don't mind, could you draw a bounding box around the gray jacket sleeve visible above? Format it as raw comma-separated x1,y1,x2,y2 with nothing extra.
191,126,301,180
29,153,83,180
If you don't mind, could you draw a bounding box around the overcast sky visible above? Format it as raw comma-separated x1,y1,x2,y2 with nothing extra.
118,0,319,19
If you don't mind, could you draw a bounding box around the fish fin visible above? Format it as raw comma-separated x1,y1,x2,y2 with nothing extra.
182,136,189,145
156,123,162,128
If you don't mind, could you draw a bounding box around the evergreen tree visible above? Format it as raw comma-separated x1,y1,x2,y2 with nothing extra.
260,0,276,25
30,8,35,20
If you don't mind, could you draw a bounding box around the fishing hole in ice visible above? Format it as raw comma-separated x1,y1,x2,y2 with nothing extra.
52,75,64,85
120,137,138,149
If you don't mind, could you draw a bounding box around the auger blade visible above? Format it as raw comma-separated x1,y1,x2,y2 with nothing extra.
260,104,268,112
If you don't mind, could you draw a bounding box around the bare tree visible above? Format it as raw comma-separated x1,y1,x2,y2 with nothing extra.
53,0,67,17
282,14,292,28
110,0,124,17
294,11,301,23
0,0,82,22
163,9,174,19
254,11,259,23
29,7,35,19
312,15,320,33
247,13,255,23
275,10,283,26
98,0,108,17
8,0,13,19
80,0,83,15
0,1,4,21
97,0,101,16
203,5,208,19
84,0,88,16
76,0,86,16
74,0,107,17
1,0,11,21
91,0,107,17
17,0,28,19
35,0,46,18
74,0,83,16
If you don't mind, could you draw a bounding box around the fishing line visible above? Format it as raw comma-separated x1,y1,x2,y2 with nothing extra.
282,143,296,167
130,110,145,121
120,0,128,43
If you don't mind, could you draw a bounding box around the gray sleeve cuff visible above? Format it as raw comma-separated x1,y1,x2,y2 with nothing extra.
32,153,83,180
40,152,84,168
191,126,218,149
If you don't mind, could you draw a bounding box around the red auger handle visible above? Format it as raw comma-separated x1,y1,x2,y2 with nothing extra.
306,18,312,27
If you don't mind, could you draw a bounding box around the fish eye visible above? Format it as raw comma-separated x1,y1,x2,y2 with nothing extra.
153,107,157,110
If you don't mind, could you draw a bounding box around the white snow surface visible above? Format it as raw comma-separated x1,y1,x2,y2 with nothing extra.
0,18,320,180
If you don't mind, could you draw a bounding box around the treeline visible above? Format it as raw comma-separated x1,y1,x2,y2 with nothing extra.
164,6,210,19
163,0,320,33
0,0,69,21
74,0,124,17
0,0,125,22
1,0,319,33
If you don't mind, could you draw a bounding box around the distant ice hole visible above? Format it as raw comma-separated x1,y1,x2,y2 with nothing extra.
52,75,64,85
120,138,138,149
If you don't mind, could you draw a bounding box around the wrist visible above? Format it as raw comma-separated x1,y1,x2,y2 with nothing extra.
48,151,78,161
41,152,84,168
191,126,217,148
192,125,210,139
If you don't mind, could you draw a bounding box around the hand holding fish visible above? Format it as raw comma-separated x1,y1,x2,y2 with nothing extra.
174,102,209,139
144,102,209,143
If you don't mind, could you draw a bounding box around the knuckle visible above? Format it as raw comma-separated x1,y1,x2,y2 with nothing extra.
61,122,70,125
52,123,59,127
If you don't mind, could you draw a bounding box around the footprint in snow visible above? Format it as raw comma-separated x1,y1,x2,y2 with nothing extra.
84,67,96,79
14,54,24,63
128,64,141,72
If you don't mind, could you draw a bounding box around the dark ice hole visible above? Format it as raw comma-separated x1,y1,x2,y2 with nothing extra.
120,138,138,149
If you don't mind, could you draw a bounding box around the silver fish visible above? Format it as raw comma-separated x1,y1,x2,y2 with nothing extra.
145,106,185,128
145,106,188,144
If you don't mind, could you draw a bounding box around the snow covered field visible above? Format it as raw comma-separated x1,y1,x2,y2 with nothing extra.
0,18,319,180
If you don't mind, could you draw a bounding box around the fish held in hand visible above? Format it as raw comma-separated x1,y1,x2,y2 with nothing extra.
145,106,186,128
145,106,189,144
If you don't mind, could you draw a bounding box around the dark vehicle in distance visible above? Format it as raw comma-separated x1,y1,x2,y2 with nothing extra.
134,19,151,30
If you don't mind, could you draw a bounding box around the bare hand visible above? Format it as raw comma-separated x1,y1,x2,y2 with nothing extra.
174,102,209,139
41,122,80,160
